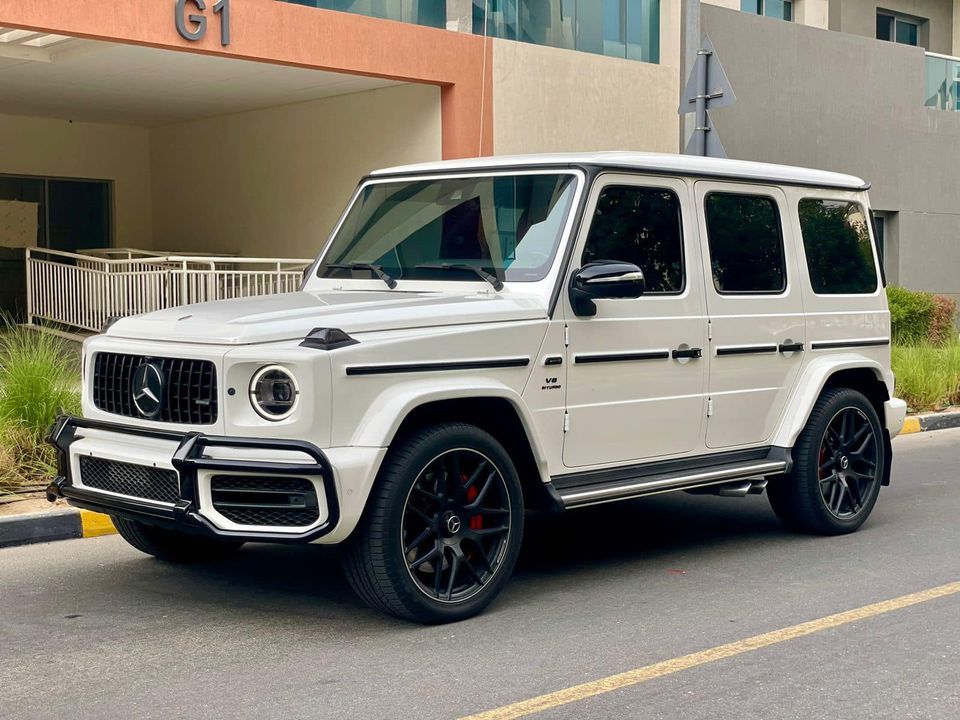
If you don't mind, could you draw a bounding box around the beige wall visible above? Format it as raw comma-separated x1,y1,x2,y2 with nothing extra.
954,0,960,54
0,113,152,248
796,0,830,28
491,38,680,155
149,84,442,258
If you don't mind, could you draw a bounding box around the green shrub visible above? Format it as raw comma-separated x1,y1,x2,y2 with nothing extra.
0,326,80,439
0,326,80,493
930,295,958,347
887,286,935,345
892,343,960,411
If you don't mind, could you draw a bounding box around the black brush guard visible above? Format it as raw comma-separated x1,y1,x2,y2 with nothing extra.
45,415,340,543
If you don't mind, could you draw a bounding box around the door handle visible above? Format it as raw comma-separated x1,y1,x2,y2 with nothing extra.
778,342,804,353
672,347,702,359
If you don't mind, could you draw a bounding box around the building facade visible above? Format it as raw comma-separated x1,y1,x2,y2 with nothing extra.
0,0,958,314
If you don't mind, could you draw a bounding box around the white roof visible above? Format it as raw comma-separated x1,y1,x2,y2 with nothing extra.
371,151,868,190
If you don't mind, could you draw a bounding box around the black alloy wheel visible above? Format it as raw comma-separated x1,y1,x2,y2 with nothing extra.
817,406,880,519
401,448,512,603
768,387,885,535
342,423,524,624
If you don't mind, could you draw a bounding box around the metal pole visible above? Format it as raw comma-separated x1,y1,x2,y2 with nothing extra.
681,0,701,153
694,47,710,156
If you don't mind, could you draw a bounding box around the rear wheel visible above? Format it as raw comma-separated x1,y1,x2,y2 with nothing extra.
342,423,524,624
768,387,885,535
112,517,244,562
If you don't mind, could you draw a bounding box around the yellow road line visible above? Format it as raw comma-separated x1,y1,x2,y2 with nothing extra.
460,580,960,720
901,417,922,434
80,510,116,538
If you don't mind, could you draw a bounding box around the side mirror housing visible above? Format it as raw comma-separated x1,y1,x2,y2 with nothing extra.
569,261,645,317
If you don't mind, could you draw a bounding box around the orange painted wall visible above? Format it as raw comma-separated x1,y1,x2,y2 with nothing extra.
2,0,492,159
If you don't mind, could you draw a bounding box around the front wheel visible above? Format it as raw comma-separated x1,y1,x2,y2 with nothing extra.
768,387,885,535
342,423,525,624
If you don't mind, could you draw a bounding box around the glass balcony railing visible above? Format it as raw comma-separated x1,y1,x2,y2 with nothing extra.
472,0,660,64
925,52,960,112
279,1,446,29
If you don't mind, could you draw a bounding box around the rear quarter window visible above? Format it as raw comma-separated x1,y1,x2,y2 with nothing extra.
798,199,878,294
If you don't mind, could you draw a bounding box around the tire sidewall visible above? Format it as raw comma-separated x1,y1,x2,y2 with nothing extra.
377,424,525,623
798,389,885,533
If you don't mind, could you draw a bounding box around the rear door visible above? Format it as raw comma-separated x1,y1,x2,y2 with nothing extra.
695,182,806,449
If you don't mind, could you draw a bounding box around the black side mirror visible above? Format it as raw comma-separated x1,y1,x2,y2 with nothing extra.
569,261,645,317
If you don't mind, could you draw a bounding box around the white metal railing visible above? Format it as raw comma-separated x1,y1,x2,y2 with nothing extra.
26,248,313,334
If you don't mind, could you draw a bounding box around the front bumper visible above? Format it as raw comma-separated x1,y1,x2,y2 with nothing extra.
46,415,340,543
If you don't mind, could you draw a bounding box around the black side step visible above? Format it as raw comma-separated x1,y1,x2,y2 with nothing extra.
553,448,790,509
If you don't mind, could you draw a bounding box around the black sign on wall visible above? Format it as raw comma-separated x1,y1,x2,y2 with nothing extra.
175,0,231,46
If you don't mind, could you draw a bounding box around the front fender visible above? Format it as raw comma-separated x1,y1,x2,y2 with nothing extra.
346,376,552,484
771,354,890,448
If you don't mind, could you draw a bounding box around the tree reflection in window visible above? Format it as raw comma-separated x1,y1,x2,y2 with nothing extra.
799,199,878,294
582,186,684,294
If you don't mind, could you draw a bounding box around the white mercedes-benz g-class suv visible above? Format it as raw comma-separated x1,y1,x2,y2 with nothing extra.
48,152,907,623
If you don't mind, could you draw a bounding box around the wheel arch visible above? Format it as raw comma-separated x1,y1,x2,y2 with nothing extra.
349,382,559,513
773,356,890,450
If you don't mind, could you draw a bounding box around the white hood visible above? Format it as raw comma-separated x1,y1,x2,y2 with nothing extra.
105,290,547,345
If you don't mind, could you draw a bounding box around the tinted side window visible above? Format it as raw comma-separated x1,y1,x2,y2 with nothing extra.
704,193,786,294
799,199,878,294
582,186,684,294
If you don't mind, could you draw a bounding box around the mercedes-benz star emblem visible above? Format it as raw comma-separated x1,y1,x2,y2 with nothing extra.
446,515,462,534
132,362,164,418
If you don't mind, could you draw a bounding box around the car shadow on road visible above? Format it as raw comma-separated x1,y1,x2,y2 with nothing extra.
69,492,802,631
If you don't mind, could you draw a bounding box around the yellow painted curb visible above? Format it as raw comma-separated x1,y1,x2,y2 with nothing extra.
901,417,922,435
80,510,116,538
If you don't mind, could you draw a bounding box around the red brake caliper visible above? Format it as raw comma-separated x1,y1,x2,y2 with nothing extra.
464,473,483,530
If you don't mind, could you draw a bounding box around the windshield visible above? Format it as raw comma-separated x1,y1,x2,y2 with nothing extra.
318,173,578,284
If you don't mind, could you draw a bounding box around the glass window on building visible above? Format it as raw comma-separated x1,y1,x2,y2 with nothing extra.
741,0,792,22
473,0,659,64
876,11,920,47
285,1,446,28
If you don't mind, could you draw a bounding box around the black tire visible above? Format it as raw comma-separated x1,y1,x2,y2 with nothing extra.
112,517,244,563
341,423,525,624
768,387,885,535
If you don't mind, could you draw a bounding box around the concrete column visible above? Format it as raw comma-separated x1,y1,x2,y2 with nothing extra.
953,0,960,56
447,0,473,33
795,0,829,30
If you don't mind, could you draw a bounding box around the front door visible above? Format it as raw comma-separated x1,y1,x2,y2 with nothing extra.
562,175,708,468
695,182,806,449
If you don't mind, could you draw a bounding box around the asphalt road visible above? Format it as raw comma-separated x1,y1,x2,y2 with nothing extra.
2,429,959,720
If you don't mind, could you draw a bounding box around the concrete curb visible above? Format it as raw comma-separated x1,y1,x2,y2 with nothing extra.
0,508,115,549
900,410,960,435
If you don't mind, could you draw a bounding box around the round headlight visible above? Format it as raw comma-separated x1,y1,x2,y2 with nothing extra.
249,365,299,421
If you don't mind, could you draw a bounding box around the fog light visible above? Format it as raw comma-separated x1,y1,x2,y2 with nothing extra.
249,365,299,421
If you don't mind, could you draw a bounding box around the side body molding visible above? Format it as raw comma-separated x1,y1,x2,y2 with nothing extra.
771,354,890,448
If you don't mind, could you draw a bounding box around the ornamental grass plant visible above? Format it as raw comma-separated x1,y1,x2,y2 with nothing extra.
0,324,80,494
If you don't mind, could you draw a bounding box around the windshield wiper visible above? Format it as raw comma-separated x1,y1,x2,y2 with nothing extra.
320,262,397,289
415,263,504,291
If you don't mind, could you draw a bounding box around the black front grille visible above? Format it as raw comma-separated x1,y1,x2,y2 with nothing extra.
211,475,319,527
79,456,180,504
92,352,218,425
